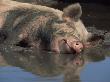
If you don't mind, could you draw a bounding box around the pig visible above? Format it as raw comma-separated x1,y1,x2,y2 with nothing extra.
12,0,58,6
0,0,93,54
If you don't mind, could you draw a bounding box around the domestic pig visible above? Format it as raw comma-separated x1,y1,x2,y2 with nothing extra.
0,0,93,54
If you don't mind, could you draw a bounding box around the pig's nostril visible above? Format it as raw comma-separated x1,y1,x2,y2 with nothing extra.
76,43,79,45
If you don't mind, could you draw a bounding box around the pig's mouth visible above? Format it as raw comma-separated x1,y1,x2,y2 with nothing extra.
62,39,82,54
66,42,77,54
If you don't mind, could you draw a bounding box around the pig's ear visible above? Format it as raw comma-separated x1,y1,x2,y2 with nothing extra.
63,3,82,21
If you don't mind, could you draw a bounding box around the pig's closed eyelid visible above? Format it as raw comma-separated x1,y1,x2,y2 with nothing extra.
76,43,79,45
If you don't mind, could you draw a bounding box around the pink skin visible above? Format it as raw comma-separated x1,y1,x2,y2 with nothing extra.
69,41,84,53
73,56,84,66
51,37,84,54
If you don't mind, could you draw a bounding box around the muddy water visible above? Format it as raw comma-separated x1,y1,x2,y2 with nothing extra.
0,3,110,82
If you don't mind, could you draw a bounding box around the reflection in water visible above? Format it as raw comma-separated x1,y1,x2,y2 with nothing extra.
0,43,110,82
0,66,63,82
0,66,38,82
64,56,85,82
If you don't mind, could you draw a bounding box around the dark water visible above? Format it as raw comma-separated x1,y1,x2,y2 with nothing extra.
0,3,110,82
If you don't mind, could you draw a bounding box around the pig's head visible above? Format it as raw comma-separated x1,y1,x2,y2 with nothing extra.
51,3,104,54
50,3,89,54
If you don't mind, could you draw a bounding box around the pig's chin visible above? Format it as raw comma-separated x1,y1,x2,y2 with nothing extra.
59,43,76,54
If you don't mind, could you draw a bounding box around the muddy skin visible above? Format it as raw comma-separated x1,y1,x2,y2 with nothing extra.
0,0,104,54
